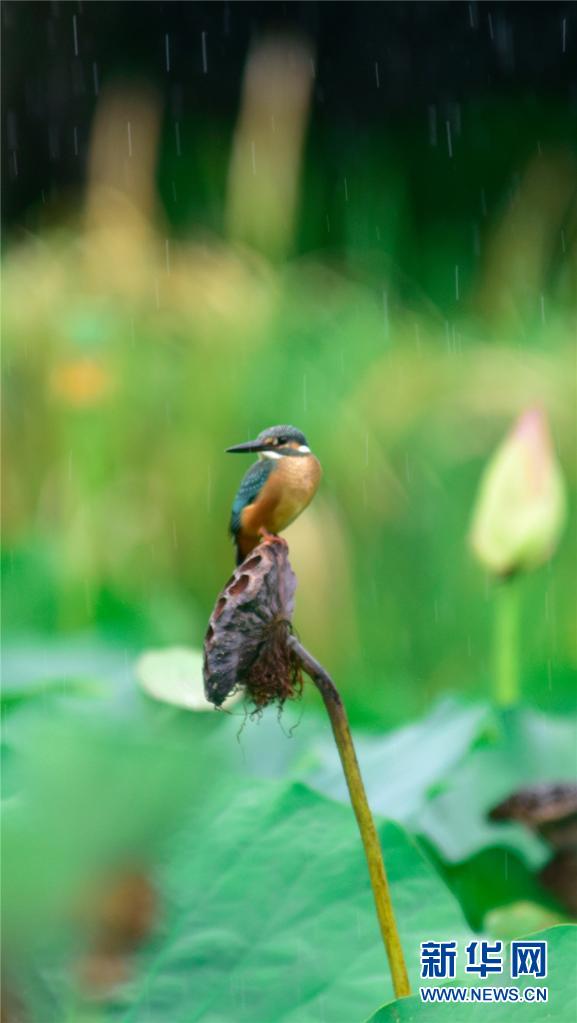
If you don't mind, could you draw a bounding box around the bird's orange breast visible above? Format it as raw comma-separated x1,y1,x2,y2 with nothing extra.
240,454,322,541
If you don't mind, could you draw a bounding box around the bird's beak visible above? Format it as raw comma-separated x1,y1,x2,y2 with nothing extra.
225,438,267,454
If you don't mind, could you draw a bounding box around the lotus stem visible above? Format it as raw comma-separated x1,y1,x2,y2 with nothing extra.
494,577,520,706
288,635,411,999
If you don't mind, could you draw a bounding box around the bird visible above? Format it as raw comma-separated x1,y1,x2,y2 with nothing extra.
226,424,322,565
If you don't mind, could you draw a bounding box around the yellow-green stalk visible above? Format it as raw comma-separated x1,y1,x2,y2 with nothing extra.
289,635,411,999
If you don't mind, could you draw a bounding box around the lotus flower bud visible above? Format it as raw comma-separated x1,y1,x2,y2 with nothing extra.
470,409,566,577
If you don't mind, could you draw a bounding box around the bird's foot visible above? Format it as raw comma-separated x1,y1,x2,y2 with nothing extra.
257,529,287,551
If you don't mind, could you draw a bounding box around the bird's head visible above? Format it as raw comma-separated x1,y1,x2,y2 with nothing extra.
226,425,310,459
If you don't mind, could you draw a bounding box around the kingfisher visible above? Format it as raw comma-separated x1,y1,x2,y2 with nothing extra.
226,424,322,565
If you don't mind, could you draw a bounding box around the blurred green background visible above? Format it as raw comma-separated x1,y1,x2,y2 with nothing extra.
2,7,576,727
2,5,577,1019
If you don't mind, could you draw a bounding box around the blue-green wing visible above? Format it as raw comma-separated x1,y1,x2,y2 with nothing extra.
229,460,274,536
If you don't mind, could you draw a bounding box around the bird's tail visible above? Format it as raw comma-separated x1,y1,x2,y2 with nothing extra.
231,527,246,566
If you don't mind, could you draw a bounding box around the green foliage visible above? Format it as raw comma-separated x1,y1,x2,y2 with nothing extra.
253,697,576,872
294,697,489,821
7,736,476,1022
430,847,559,935
2,80,576,1022
418,707,577,867
96,784,474,1023
3,656,575,1021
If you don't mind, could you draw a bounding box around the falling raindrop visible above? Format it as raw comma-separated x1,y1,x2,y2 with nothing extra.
165,33,171,73
562,17,567,53
201,31,208,74
374,61,380,88
445,120,453,159
72,13,78,56
344,176,349,202
495,17,515,72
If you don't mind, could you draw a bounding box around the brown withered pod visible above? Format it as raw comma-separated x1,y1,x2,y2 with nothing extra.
490,782,577,916
202,535,411,999
203,535,303,710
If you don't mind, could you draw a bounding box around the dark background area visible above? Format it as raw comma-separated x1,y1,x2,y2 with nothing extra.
3,1,577,231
